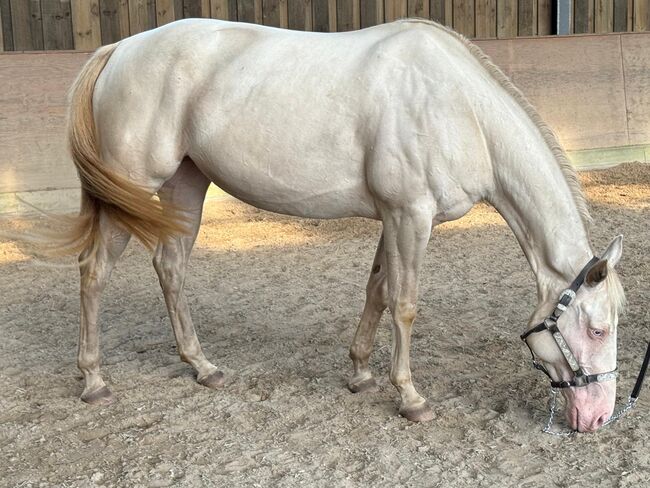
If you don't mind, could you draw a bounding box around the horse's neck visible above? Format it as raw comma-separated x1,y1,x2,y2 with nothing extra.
486,126,593,309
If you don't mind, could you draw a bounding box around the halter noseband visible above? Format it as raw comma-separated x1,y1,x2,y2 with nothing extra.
521,256,619,388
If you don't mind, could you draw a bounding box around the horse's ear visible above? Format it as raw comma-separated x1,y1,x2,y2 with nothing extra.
586,259,608,287
602,235,623,267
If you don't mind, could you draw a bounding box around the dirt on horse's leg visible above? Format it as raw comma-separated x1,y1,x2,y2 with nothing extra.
153,159,224,389
382,203,434,422
348,233,387,393
78,212,131,405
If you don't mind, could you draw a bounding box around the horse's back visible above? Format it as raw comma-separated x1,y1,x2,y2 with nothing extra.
92,19,494,219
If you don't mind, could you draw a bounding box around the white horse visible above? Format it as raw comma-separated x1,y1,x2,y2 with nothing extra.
57,18,624,432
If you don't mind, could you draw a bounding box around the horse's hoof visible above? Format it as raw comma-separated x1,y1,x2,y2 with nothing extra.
348,377,377,393
198,370,226,389
80,386,114,406
399,401,434,422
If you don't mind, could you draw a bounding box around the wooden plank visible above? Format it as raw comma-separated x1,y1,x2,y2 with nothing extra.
385,0,394,22
71,0,101,49
453,1,474,37
183,0,210,17
10,0,44,51
444,0,452,25
634,0,647,31
497,0,517,38
0,2,3,50
476,0,496,38
627,0,633,31
408,0,428,18
327,0,335,31
574,0,593,33
42,0,73,50
312,0,328,31
538,0,552,34
237,0,255,22
595,0,613,33
613,0,627,31
156,0,176,25
263,0,280,25
430,0,444,24
99,0,130,44
288,0,311,30
518,0,537,36
0,0,12,51
210,0,229,19
129,0,156,34
360,0,382,27
336,0,353,31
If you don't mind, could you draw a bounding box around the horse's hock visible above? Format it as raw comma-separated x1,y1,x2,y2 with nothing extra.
1,31,650,215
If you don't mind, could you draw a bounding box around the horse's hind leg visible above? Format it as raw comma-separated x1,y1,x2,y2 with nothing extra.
348,233,387,393
153,159,224,388
79,213,131,404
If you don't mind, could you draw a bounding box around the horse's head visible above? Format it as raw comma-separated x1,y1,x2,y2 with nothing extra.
526,236,624,432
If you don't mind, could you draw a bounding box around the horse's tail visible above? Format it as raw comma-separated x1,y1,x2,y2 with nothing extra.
44,42,187,259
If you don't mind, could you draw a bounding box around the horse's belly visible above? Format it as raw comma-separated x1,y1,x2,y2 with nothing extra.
190,145,378,220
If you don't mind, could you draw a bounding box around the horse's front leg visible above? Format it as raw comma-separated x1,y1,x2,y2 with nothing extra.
381,203,434,422
348,233,387,393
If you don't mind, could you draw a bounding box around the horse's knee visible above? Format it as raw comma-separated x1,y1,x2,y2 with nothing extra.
392,300,417,326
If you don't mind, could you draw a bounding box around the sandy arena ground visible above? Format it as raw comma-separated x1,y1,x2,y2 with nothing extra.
0,163,648,487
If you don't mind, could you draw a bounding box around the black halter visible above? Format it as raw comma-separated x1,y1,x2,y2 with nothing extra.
520,257,620,388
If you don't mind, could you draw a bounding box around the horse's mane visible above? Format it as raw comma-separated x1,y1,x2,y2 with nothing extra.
399,18,593,230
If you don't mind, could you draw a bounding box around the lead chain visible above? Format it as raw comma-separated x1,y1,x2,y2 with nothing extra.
541,388,638,436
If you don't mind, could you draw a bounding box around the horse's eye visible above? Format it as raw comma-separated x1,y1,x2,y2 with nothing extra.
590,328,606,339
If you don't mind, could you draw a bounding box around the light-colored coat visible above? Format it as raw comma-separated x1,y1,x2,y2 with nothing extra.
57,19,624,432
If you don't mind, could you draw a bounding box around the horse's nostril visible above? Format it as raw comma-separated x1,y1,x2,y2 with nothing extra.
596,413,609,428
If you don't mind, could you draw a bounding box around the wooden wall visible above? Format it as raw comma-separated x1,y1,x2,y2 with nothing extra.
2,1,650,52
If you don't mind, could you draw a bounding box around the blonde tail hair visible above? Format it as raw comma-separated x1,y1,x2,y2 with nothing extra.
38,42,187,259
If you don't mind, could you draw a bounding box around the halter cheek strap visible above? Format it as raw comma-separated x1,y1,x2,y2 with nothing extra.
520,257,620,389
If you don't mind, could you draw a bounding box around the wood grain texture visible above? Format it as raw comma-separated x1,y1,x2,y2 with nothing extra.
0,3,3,50
41,0,73,50
430,0,442,23
634,0,647,31
476,0,496,38
518,0,537,36
72,0,101,49
99,0,130,44
613,0,628,31
360,0,382,27
621,34,650,145
156,0,176,25
538,0,552,35
408,0,428,18
453,1,475,37
10,0,44,51
312,0,328,31
129,0,156,34
478,35,629,150
327,0,335,31
263,0,280,25
497,0,517,38
288,0,311,30
0,0,11,50
183,0,210,17
574,0,594,33
595,0,613,33
336,0,352,31
210,0,231,19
